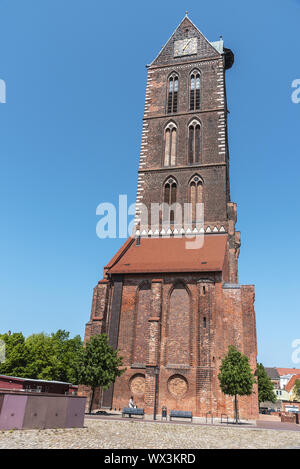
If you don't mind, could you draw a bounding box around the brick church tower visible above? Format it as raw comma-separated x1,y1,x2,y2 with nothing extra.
83,15,258,419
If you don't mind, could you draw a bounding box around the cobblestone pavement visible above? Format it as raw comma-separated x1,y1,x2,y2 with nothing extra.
1,418,300,449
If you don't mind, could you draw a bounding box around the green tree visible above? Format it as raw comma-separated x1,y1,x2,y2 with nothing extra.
25,330,83,381
25,332,61,380
76,334,125,414
0,332,29,377
50,330,83,383
291,379,300,401
257,363,276,404
0,330,83,383
218,345,256,423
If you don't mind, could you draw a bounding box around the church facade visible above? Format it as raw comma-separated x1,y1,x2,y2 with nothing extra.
83,16,258,419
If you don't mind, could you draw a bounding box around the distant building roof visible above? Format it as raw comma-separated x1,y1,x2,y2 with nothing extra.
265,367,280,380
285,374,300,393
0,374,76,387
276,368,300,376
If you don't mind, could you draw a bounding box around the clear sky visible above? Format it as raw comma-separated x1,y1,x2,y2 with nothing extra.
0,0,299,367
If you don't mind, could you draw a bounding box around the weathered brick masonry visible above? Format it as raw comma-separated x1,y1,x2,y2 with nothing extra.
82,16,258,419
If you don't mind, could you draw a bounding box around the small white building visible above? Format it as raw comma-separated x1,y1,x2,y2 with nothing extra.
280,374,294,390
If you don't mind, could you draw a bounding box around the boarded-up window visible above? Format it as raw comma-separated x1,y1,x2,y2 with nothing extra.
132,283,151,365
167,285,190,366
164,123,177,166
188,120,201,164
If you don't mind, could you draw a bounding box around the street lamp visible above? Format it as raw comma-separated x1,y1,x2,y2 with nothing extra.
153,366,159,420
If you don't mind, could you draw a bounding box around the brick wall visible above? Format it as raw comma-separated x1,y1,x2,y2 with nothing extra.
93,274,258,420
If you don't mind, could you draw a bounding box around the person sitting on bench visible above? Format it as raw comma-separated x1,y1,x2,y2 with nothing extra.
128,396,137,409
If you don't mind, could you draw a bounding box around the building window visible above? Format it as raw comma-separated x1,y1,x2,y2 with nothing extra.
190,72,200,111
164,123,177,166
164,177,177,205
189,175,203,223
164,177,177,225
167,74,178,114
188,120,201,164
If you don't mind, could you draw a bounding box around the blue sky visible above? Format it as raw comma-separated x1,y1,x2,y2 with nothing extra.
0,0,299,367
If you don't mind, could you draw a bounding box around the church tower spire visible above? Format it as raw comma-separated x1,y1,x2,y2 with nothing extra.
134,15,238,282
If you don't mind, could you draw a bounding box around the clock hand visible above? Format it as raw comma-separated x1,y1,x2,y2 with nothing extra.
183,39,191,51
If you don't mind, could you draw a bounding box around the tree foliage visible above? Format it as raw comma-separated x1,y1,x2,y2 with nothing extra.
218,345,256,422
292,379,300,401
0,333,29,377
0,330,83,383
75,334,125,413
218,346,256,396
257,363,276,403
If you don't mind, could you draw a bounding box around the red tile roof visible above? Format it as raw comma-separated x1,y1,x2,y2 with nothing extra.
285,374,300,393
105,234,228,274
276,368,300,376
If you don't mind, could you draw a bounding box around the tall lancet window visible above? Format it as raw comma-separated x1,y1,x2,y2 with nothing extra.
189,175,203,223
163,177,177,225
188,120,201,164
164,122,177,166
167,74,178,114
190,71,200,111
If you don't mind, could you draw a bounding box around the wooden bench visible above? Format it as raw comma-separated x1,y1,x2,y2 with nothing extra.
122,407,145,419
169,410,193,422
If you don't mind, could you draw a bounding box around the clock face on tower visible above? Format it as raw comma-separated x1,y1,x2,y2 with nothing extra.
174,37,197,57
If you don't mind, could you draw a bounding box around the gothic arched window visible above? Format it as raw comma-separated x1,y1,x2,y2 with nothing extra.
190,71,200,111
163,177,177,225
167,74,178,114
189,175,203,223
164,122,177,166
188,120,201,164
164,177,177,205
